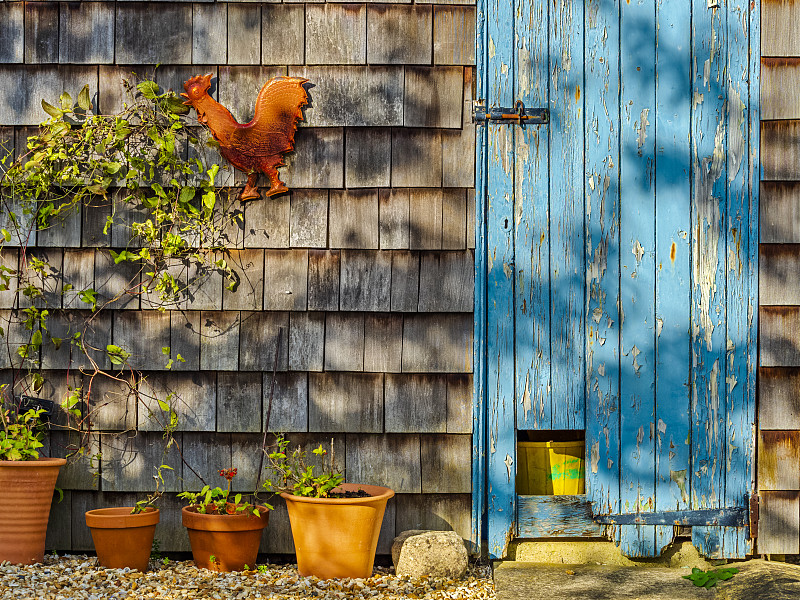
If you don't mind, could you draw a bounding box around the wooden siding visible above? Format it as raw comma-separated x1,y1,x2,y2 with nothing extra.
759,0,800,556
0,1,476,554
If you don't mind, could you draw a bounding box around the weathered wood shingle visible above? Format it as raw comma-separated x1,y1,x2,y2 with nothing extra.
0,4,23,64
402,314,473,372
262,5,305,66
761,182,800,243
193,3,228,65
329,190,379,249
227,3,262,65
324,312,365,371
385,374,447,433
0,66,98,126
404,67,464,128
59,2,115,65
217,371,262,433
762,0,800,57
759,368,800,430
116,4,192,65
284,128,344,188
761,120,800,180
309,373,383,432
762,58,800,120
223,249,265,311
239,311,289,371
340,250,392,311
290,190,328,248
433,7,476,65
366,6,433,65
25,2,59,64
758,430,800,490
308,249,341,310
392,130,444,187
420,434,472,493
263,249,308,310
200,311,240,371
346,128,392,188
345,434,421,493
305,4,367,65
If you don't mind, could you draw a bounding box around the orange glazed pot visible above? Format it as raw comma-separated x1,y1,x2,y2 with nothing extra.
0,457,66,565
182,505,269,572
85,507,159,572
281,483,395,580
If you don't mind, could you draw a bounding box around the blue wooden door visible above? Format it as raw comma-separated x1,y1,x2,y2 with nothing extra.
473,0,759,558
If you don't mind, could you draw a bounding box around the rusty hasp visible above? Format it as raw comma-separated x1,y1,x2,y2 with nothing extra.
473,100,549,126
182,73,309,201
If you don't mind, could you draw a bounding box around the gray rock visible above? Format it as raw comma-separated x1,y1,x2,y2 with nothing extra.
392,530,469,579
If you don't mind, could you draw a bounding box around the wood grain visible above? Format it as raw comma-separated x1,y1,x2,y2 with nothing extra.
420,434,471,493
385,374,447,433
345,434,421,493
309,373,383,432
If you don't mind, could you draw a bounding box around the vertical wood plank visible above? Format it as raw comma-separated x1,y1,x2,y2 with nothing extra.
421,434,472,493
447,374,473,434
345,434,421,493
618,0,658,557
442,188,467,249
263,372,308,433
757,431,800,490
584,0,621,526
758,368,800,430
222,249,264,311
653,0,692,555
379,189,411,250
329,190,379,249
514,0,550,435
548,0,585,431
418,251,474,312
409,189,444,250
290,190,328,248
690,0,728,559
339,250,392,312
722,0,756,558
485,0,516,559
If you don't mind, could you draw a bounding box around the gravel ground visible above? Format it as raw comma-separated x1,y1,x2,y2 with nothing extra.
0,555,495,600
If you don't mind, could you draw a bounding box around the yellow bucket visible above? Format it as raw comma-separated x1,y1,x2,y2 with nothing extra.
516,441,585,495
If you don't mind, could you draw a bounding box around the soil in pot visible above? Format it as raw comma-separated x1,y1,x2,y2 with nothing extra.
182,505,269,572
85,507,160,572
282,482,394,579
0,457,66,565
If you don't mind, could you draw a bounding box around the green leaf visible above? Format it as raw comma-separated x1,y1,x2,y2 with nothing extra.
164,96,190,115
77,84,92,111
41,100,62,119
157,399,170,412
179,186,196,204
106,344,131,365
59,91,73,111
0,229,9,243
137,81,160,100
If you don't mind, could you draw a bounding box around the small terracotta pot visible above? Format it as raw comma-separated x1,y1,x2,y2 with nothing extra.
281,483,395,579
0,457,66,565
85,507,159,571
182,505,269,572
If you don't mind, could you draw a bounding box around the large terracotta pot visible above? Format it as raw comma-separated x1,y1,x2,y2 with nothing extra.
181,505,269,572
281,483,395,579
0,457,66,565
85,507,159,571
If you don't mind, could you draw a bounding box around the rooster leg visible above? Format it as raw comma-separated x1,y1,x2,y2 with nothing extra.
263,165,289,199
240,172,261,202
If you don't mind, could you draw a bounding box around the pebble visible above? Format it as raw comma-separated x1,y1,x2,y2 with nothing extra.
0,555,495,600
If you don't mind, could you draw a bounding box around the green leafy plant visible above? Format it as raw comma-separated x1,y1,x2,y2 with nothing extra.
131,464,173,514
256,564,269,574
178,468,270,516
262,434,345,498
0,387,47,461
682,567,739,588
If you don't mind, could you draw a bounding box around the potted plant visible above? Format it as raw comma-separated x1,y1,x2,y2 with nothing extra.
0,390,66,565
179,468,270,572
84,466,169,571
263,435,395,580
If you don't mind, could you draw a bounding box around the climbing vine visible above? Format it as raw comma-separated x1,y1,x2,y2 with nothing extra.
0,76,241,484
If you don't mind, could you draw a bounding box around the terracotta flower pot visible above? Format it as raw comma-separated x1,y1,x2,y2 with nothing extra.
0,457,66,565
181,505,269,572
85,507,159,571
281,483,395,579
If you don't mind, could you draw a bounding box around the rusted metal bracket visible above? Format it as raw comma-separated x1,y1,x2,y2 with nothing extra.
473,100,549,126
593,507,748,527
749,492,760,539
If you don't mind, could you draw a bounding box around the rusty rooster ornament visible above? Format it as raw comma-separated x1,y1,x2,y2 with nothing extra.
181,73,309,201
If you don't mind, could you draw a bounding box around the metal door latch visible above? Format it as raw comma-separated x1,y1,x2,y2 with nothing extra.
473,100,549,127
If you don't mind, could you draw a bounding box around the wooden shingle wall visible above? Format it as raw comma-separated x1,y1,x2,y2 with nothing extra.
0,1,475,554
760,0,800,555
